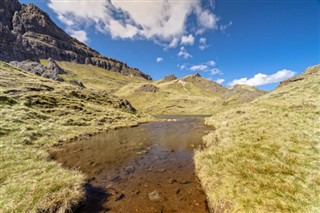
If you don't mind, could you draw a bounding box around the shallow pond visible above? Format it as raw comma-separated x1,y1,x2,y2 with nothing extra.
50,116,212,213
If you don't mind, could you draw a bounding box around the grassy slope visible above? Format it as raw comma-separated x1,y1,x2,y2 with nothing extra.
0,62,152,212
195,65,320,212
39,60,266,115
115,75,266,115
40,60,147,93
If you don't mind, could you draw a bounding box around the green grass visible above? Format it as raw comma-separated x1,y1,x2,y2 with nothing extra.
40,60,147,93
0,61,153,212
195,65,320,212
115,75,265,115
40,60,265,115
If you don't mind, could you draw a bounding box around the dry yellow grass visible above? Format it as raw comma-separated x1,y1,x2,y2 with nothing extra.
115,75,266,115
39,60,265,115
40,60,147,92
195,65,320,212
0,61,153,212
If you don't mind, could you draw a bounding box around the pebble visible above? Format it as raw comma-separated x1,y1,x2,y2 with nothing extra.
167,178,176,184
124,166,135,174
148,190,161,201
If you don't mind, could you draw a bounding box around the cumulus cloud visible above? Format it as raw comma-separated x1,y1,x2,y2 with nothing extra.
215,78,225,84
66,29,88,43
178,47,192,59
181,34,195,46
156,57,163,63
199,37,208,50
227,69,295,87
196,7,218,30
48,0,219,47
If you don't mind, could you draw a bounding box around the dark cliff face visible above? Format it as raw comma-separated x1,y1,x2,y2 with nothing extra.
0,0,152,80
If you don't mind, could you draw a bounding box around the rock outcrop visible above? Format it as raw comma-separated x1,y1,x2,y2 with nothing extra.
70,80,86,89
223,84,267,102
0,0,152,80
135,84,160,93
163,74,177,82
9,59,65,81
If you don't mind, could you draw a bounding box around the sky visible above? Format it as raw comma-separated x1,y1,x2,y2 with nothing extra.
21,0,320,90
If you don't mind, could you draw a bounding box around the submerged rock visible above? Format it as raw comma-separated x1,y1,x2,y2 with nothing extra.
148,190,160,201
124,166,135,174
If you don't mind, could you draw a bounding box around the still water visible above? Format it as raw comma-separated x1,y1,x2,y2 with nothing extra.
50,116,212,213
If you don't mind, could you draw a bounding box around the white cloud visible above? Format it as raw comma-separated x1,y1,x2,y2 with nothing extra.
209,68,222,75
199,37,206,44
178,47,192,59
156,57,163,63
181,34,195,46
207,60,216,66
190,64,208,71
168,38,179,48
196,6,218,30
215,78,225,84
227,69,296,87
48,0,219,47
67,29,88,43
199,37,208,50
178,64,188,70
188,61,220,75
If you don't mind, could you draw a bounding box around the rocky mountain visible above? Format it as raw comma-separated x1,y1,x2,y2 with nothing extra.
0,0,151,80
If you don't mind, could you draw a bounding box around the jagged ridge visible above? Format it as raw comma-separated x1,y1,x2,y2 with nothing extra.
0,0,152,80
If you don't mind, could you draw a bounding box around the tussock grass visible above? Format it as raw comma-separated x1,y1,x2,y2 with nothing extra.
0,61,152,212
195,65,320,212
0,146,84,212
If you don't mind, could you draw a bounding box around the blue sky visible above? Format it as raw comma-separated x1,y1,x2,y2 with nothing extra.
21,0,319,90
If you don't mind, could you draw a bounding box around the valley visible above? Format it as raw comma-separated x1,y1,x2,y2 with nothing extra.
0,0,319,212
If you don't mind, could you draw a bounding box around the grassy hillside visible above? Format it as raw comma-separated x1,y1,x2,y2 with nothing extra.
0,61,152,212
39,60,266,115
115,75,266,115
195,65,320,212
40,60,147,93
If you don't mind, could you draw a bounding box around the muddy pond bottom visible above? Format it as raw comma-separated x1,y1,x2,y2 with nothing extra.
50,116,212,213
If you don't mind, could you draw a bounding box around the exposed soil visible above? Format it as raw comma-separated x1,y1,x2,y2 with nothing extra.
50,116,212,213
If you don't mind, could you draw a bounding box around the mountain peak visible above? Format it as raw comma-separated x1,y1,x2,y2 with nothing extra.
0,0,152,80
163,74,177,82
